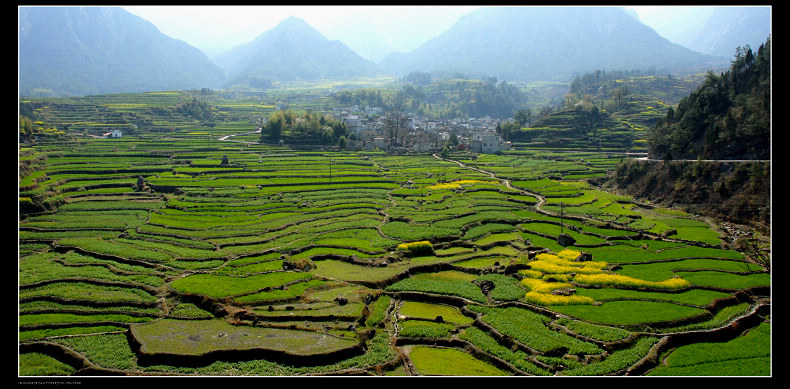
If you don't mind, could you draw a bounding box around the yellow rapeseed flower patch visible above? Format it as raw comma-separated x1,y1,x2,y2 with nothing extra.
427,180,495,190
529,261,589,274
427,182,460,190
528,252,607,275
396,241,433,253
542,273,572,282
524,291,594,306
574,273,691,290
520,248,689,306
520,277,573,293
519,269,543,279
557,249,581,260
521,278,593,305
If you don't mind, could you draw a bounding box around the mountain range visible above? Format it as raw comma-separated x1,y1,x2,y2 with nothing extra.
674,6,771,58
635,6,771,58
19,6,765,97
378,6,728,83
19,7,224,96
214,16,379,88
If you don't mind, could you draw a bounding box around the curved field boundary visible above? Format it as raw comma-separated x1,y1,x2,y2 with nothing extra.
625,302,770,375
126,321,366,368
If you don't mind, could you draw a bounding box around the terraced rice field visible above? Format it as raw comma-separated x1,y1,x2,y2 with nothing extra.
19,135,770,376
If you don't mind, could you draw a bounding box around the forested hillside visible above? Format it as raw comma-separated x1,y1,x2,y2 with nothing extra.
647,38,770,161
603,38,771,230
329,75,528,119
507,107,636,151
501,70,706,152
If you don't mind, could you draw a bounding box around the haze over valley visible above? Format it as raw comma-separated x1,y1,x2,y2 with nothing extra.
17,5,772,379
18,6,770,96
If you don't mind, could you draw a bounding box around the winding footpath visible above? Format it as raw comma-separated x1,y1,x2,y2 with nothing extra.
431,153,741,249
218,129,261,144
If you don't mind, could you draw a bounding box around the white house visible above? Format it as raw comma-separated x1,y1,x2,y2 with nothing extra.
101,130,123,139
343,115,361,127
343,115,365,136
471,131,505,154
373,137,387,149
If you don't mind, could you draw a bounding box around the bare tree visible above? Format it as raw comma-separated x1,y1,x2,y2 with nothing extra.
734,236,771,272
384,91,406,149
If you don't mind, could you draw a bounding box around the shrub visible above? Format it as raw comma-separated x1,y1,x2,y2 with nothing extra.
396,240,434,255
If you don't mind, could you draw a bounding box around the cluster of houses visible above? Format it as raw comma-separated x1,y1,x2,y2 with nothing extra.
329,104,511,154
95,105,512,155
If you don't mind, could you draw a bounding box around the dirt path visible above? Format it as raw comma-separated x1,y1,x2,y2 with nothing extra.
431,153,546,216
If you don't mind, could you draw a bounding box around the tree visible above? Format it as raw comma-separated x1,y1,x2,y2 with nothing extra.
564,93,577,108
665,106,675,123
449,131,459,146
19,115,33,138
384,92,406,149
261,111,283,143
331,121,348,140
613,86,630,108
513,108,531,127
497,121,519,142
440,144,449,159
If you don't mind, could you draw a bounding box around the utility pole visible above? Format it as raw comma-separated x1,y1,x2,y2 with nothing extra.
560,202,565,234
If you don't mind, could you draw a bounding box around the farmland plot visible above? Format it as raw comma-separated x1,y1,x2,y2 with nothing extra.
19,133,769,376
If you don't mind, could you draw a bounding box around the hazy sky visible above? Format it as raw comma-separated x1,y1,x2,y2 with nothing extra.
123,5,481,59
121,5,718,60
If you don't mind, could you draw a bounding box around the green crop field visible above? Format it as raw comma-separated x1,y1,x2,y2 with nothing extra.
18,91,770,377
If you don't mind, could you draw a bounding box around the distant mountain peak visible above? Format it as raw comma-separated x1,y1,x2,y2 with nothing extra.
19,6,224,96
266,15,327,42
279,15,310,26
215,14,380,87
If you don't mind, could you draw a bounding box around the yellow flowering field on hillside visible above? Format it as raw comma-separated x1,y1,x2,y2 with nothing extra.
520,249,691,306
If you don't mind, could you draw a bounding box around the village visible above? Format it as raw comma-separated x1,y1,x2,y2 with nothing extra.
284,102,513,154
82,103,514,155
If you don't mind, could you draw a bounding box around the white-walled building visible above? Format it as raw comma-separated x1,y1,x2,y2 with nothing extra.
470,131,506,154
101,130,123,138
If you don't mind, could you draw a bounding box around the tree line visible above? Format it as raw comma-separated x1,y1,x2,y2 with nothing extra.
330,74,528,120
260,109,349,147
603,37,771,229
647,37,770,161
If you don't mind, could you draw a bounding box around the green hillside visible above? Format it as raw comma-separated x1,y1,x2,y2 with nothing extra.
506,70,709,152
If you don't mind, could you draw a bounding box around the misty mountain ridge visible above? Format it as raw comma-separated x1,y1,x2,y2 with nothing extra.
379,6,730,83
677,7,771,58
19,6,767,97
19,7,224,96
214,15,380,88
